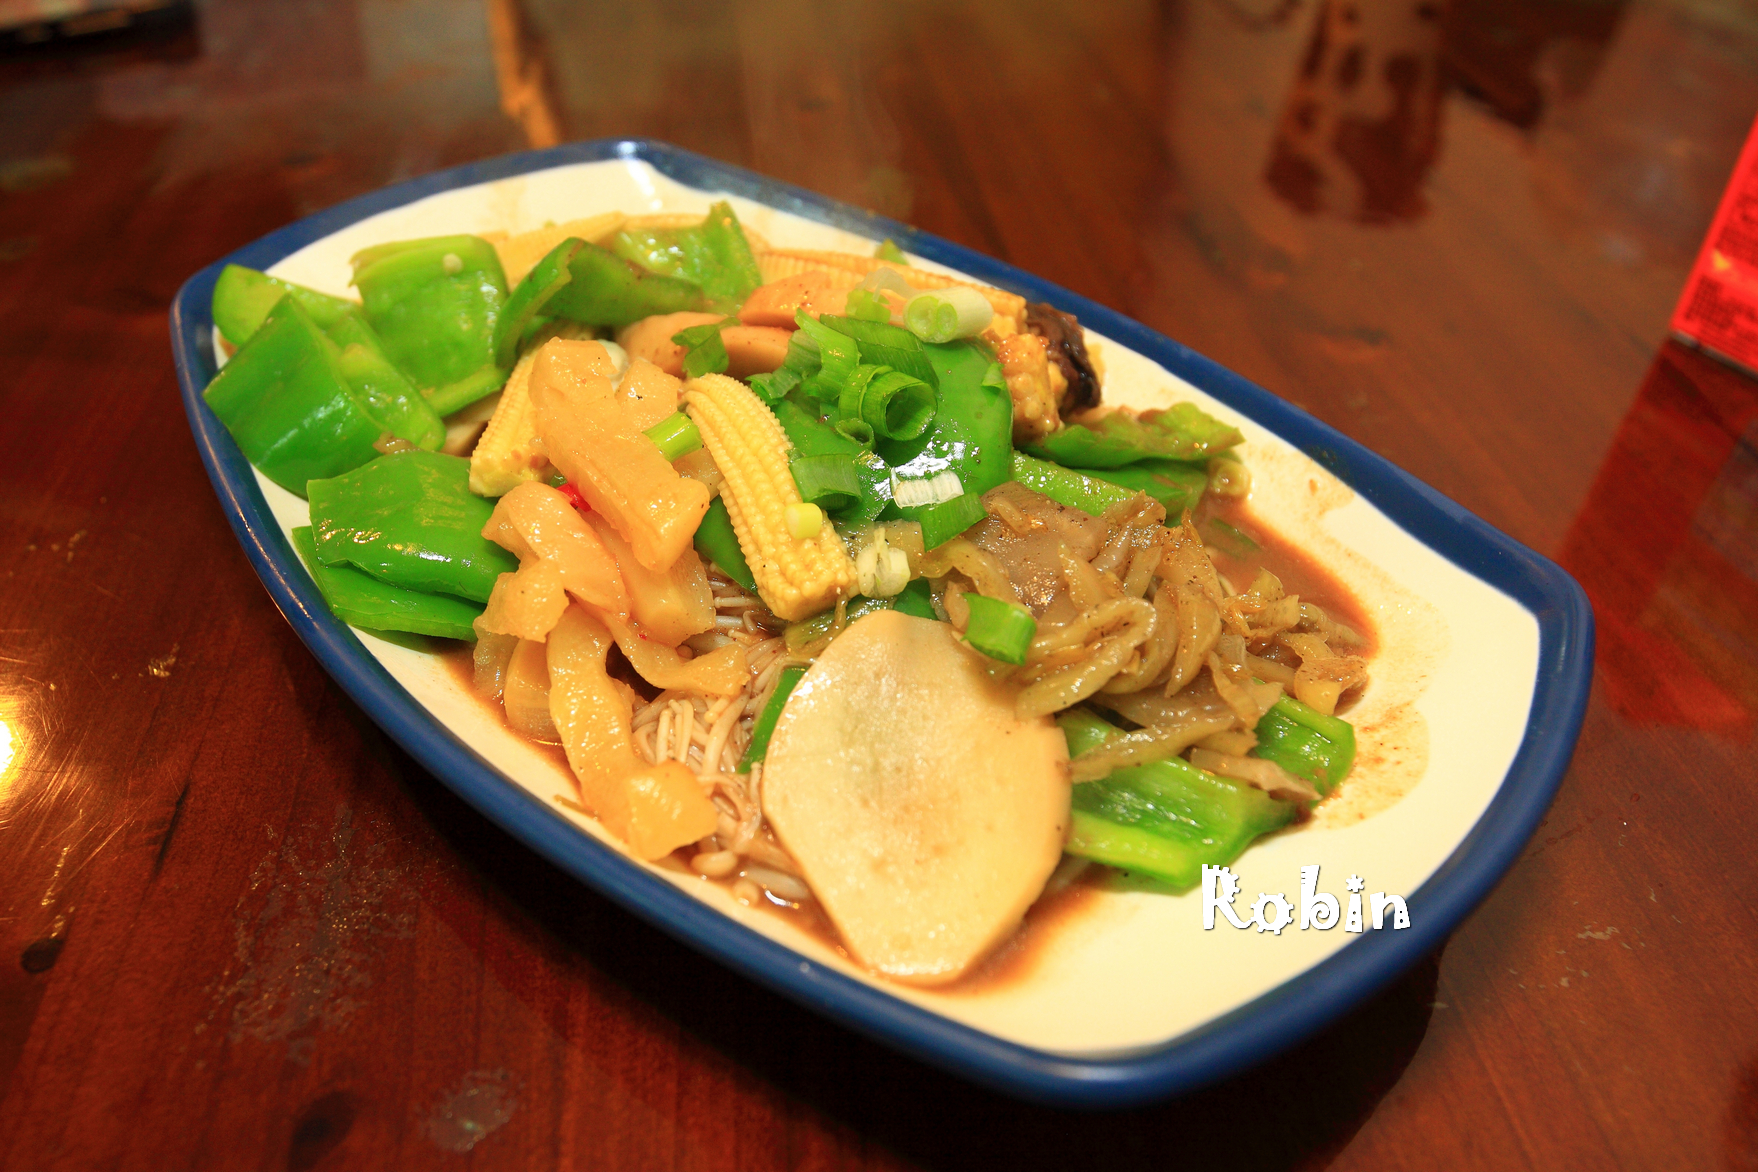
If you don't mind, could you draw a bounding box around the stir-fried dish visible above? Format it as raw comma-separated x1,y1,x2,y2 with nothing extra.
204,203,1371,987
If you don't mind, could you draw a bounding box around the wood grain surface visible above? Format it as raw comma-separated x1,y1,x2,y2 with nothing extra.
3,1,1757,1168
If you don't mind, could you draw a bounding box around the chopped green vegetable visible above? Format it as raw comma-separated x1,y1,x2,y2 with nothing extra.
326,313,445,452
292,526,481,641
1027,402,1244,469
1008,452,1133,517
426,365,510,417
671,315,736,378
819,314,939,387
845,287,891,322
771,397,892,527
739,664,806,769
1058,708,1296,889
875,238,908,264
879,340,1013,538
837,364,937,442
1252,695,1356,796
546,243,710,327
961,594,1036,665
790,453,863,513
493,236,584,368
892,577,936,620
644,411,702,462
212,264,363,348
915,491,987,549
693,496,755,592
204,297,418,495
350,235,508,403
793,310,863,400
307,451,517,603
608,201,762,312
902,287,993,344
1085,457,1210,515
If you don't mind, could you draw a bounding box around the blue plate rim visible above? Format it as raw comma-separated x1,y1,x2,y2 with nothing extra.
169,137,1594,1108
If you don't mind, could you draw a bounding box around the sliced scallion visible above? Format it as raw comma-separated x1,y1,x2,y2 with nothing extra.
962,593,1037,665
644,411,702,462
790,453,862,511
903,287,993,344
915,490,986,549
845,287,892,322
859,368,936,440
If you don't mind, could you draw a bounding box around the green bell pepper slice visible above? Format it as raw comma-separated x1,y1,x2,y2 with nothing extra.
307,451,518,603
324,314,445,451
1085,457,1210,515
1058,708,1296,889
608,200,762,312
205,297,408,495
350,234,508,405
212,264,363,348
493,236,585,368
546,242,710,328
1008,451,1134,517
292,526,481,641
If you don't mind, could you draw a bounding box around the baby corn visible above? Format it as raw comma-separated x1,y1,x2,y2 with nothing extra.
682,374,854,621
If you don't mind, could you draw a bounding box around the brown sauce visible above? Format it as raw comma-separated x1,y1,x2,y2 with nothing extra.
1202,498,1381,660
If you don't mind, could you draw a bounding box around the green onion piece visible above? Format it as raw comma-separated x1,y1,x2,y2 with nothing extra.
837,364,883,427
860,368,936,440
892,577,937,620
795,310,861,397
834,418,875,450
846,287,891,322
739,665,806,769
693,497,755,592
671,317,733,378
916,491,987,549
1008,452,1133,517
644,411,702,462
962,594,1037,665
790,453,862,512
818,314,939,388
902,287,994,344
875,238,908,263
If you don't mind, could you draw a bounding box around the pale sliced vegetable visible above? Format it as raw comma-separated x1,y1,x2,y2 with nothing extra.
483,481,630,619
762,611,1070,986
546,605,718,858
601,613,746,695
530,339,711,570
479,561,569,642
503,638,558,741
584,513,715,646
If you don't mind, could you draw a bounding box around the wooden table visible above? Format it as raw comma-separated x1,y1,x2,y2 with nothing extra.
3,1,1755,1167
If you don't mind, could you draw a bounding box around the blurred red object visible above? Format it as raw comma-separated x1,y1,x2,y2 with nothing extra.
1672,111,1758,377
